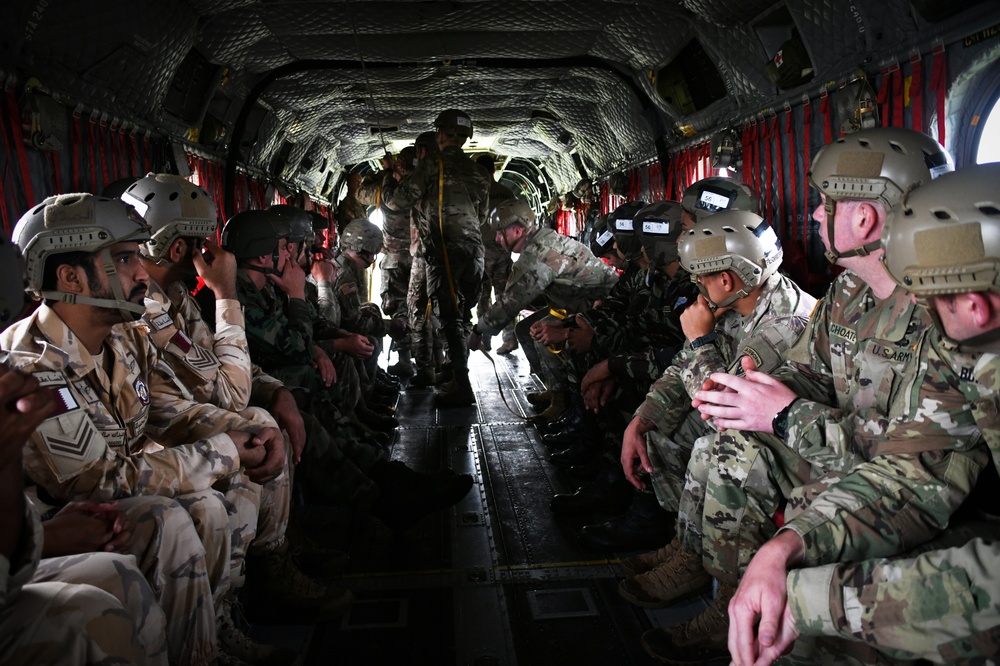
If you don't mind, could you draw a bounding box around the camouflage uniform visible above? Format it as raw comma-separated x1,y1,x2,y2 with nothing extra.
407,232,438,373
692,276,989,586
477,180,517,348
1,305,265,664
786,343,1000,664
1,497,162,665
391,146,489,381
358,170,413,329
634,272,815,511
335,193,367,235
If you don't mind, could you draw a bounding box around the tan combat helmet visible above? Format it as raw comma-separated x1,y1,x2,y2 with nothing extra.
13,193,152,320
681,176,758,221
679,210,783,310
808,127,954,263
487,199,536,232
121,173,218,267
883,163,1000,299
0,234,26,331
634,200,685,267
340,218,384,255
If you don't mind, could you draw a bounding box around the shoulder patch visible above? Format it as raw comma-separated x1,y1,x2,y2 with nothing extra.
170,330,192,353
33,371,66,387
149,313,174,331
340,282,358,296
134,378,150,405
50,385,80,415
36,409,105,483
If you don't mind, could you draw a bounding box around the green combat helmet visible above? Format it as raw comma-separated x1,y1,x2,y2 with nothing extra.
434,109,474,138
340,218,384,255
607,200,648,261
487,199,536,232
220,209,287,275
681,176,758,221
634,200,685,267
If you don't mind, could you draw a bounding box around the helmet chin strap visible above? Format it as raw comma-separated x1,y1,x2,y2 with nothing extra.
242,250,285,277
822,198,885,264
695,280,748,311
40,247,146,321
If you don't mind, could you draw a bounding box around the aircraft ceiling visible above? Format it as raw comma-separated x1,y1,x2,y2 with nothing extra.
2,0,998,200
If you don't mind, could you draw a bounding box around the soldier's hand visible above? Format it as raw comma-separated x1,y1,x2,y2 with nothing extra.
270,387,306,465
312,345,337,387
340,333,374,360
569,315,594,353
310,258,336,283
620,416,654,490
580,359,611,402
468,329,486,352
530,322,569,346
680,295,722,342
693,357,795,432
268,260,307,300
42,501,133,556
192,241,238,300
0,365,56,469
582,377,614,412
245,426,286,484
728,532,804,666
229,430,266,470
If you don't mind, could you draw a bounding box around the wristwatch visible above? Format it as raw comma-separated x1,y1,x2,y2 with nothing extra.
690,331,718,350
771,399,798,440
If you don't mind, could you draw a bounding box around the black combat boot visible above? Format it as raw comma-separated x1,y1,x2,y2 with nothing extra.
577,491,676,553
550,466,634,515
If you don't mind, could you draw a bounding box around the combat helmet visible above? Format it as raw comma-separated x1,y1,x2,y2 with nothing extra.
589,215,617,258
221,209,287,275
434,109,474,138
0,234,26,331
634,201,685,267
340,218,384,255
883,163,1000,304
487,199,536,232
607,200,648,261
13,193,152,320
679,210,783,310
808,127,954,263
121,173,218,266
269,205,315,247
681,177,758,221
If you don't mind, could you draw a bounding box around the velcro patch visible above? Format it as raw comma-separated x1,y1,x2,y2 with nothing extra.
149,313,174,331
49,385,80,416
170,330,192,353
340,282,358,296
33,371,66,387
37,410,105,483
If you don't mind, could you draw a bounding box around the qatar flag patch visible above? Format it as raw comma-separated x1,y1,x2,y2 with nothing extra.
49,385,80,416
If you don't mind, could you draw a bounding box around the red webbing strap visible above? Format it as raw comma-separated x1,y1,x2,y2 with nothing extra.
143,131,153,174
819,90,832,144
761,115,774,225
126,126,139,177
891,63,904,128
5,84,35,207
930,44,947,145
772,112,784,234
108,118,121,181
97,114,110,191
785,105,797,245
750,119,761,201
909,53,923,133
702,142,711,179
876,67,891,128
802,96,812,249
70,107,82,192
48,151,62,194
87,112,99,192
686,146,696,187
665,153,675,200
741,124,753,186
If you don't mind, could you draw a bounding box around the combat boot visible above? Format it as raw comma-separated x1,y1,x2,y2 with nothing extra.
435,374,476,408
525,389,550,408
639,583,734,664
527,390,568,425
577,492,674,552
618,536,712,607
410,366,437,387
620,537,678,578
388,350,414,377
245,538,354,624
217,598,298,666
550,466,633,515
496,337,518,355
369,460,474,530
355,403,399,432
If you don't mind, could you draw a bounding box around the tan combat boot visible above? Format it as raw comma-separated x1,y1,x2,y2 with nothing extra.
639,582,734,664
246,538,353,623
216,598,298,665
618,537,712,608
620,535,679,578
527,390,567,424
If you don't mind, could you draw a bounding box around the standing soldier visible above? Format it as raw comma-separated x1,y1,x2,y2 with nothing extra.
474,154,518,355
392,109,490,407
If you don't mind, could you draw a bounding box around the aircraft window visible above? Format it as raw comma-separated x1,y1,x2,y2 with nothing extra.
976,94,1000,164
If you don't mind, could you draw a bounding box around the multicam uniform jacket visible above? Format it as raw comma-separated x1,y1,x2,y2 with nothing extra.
696,273,990,586
478,226,619,337
0,305,254,502
786,343,1000,664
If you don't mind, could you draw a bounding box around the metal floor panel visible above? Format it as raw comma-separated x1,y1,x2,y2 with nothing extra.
259,349,720,665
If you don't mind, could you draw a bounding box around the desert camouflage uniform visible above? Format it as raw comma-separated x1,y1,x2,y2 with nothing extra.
1,497,162,665
477,180,517,348
691,275,988,589
392,146,488,379
786,345,1000,664
0,305,268,663
634,272,815,511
